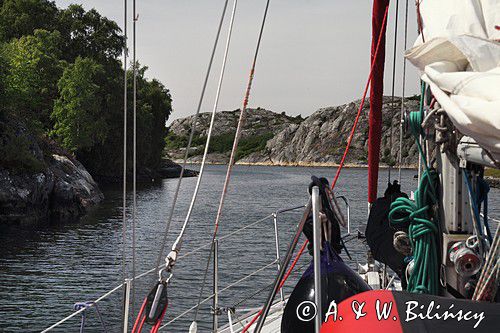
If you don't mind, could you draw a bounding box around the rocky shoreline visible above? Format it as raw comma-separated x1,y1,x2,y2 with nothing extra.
485,176,500,188
0,116,198,227
0,143,104,226
158,159,199,178
173,159,418,169
166,97,500,189
175,160,500,188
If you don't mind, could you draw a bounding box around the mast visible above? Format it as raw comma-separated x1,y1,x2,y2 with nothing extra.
367,0,390,205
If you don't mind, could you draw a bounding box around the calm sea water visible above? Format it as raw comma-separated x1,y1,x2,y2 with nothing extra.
0,165,498,332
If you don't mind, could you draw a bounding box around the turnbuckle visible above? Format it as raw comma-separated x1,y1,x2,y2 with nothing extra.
158,248,178,282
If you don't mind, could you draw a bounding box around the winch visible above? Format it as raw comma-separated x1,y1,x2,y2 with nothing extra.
449,240,482,277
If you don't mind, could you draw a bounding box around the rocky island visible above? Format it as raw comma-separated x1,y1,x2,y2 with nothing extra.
166,96,421,167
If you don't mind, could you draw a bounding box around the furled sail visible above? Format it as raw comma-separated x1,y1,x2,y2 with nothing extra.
405,0,500,161
367,0,390,204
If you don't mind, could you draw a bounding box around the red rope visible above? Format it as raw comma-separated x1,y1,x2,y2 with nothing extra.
330,4,390,191
151,304,169,333
131,299,148,333
241,240,309,333
131,297,168,333
137,316,147,333
278,241,308,289
416,0,425,43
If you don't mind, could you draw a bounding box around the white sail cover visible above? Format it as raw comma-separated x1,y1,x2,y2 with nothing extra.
405,0,500,161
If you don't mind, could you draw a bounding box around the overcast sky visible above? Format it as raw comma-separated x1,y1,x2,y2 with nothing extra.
55,0,421,123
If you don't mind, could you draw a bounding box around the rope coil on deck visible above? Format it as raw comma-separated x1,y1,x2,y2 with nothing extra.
389,87,440,295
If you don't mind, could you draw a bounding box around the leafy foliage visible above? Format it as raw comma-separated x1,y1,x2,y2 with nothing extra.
0,1,172,179
208,132,236,154
165,132,189,150
0,119,45,173
51,57,107,152
0,44,8,115
131,64,172,170
57,4,124,63
165,131,206,152
236,132,274,160
485,168,500,178
2,29,63,127
0,0,58,42
165,130,274,161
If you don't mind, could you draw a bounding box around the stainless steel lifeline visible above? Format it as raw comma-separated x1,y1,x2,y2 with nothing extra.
311,186,322,333
254,200,312,333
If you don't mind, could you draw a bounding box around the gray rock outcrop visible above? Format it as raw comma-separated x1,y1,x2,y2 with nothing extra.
166,97,420,167
243,97,419,166
0,119,103,226
169,108,301,139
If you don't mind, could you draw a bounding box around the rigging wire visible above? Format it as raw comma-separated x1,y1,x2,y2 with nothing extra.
171,0,238,261
388,0,399,183
121,0,128,328
191,0,271,323
213,0,271,228
131,0,137,318
152,0,231,279
397,0,409,183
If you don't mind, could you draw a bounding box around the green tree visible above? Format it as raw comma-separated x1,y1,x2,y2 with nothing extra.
124,63,172,171
0,0,58,42
51,57,108,152
3,29,63,127
0,1,172,181
57,4,124,63
0,43,8,117
72,63,172,179
138,78,172,168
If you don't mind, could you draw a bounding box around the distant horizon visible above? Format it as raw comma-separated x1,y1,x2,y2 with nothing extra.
55,0,421,124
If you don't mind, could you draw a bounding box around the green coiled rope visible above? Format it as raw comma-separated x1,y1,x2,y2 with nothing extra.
389,82,441,294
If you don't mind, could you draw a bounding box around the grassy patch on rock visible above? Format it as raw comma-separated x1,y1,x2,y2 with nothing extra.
165,130,274,161
485,168,500,178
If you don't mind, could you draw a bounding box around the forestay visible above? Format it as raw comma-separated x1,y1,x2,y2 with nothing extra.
405,0,500,161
